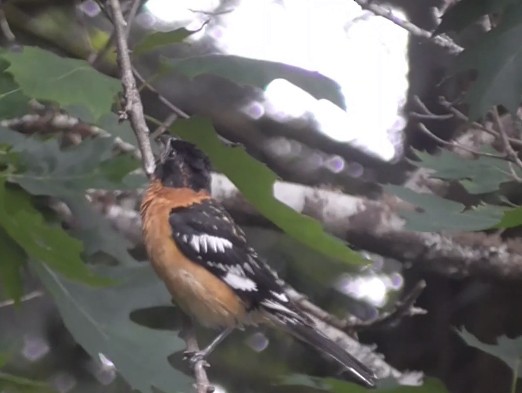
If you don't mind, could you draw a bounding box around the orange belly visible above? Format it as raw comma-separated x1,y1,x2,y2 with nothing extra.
141,189,248,328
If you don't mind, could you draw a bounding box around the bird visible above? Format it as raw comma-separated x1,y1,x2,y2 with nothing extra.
140,136,377,388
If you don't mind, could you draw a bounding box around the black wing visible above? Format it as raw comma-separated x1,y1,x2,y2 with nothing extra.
169,199,292,311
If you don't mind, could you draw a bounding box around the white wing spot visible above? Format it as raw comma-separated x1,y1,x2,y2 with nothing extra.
270,291,288,302
262,299,299,317
190,234,232,254
190,236,200,252
224,272,257,291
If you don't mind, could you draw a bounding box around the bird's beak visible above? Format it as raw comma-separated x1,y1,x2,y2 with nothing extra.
157,134,178,162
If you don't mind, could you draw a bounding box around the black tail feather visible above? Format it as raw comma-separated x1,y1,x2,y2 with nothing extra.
282,320,377,388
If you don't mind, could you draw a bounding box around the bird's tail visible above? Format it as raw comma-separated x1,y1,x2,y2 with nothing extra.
267,310,376,388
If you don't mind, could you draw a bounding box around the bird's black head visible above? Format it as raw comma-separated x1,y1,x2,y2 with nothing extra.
155,137,211,192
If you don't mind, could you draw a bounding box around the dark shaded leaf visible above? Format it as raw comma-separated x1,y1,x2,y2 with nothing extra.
0,179,110,286
65,198,138,264
434,0,516,35
171,117,367,266
2,135,139,197
385,185,505,232
411,148,520,194
0,46,120,120
457,328,522,375
0,228,24,302
455,2,522,119
32,263,193,393
133,27,195,55
163,54,346,110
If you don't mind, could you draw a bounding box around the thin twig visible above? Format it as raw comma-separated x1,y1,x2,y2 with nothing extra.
133,67,190,119
124,0,142,39
151,113,178,139
411,95,454,120
180,314,214,393
437,96,522,148
107,0,155,177
418,122,505,158
352,0,463,54
493,107,522,168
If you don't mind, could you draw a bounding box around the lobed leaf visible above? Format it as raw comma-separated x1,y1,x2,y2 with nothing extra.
65,198,138,264
411,148,521,194
133,27,195,55
457,328,522,376
162,54,346,110
0,133,141,197
0,46,120,120
0,179,109,286
454,2,522,119
385,185,505,232
32,263,193,393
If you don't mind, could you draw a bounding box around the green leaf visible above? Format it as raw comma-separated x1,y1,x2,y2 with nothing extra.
455,2,522,119
434,0,516,35
385,185,505,232
32,263,193,393
0,179,110,286
457,328,522,375
163,54,346,110
1,134,140,197
171,117,367,266
411,148,520,194
0,46,121,120
133,27,194,55
0,60,30,118
65,198,139,264
497,206,522,228
0,228,24,302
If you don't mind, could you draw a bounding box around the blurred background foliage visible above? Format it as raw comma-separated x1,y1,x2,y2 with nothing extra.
2,1,522,393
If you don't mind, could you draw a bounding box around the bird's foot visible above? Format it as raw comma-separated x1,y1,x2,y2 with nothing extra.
183,350,210,368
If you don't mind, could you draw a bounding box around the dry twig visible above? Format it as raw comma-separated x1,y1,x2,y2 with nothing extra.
108,0,155,177
180,315,214,393
352,0,463,54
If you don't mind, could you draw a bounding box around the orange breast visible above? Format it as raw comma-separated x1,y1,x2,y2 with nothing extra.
140,183,248,328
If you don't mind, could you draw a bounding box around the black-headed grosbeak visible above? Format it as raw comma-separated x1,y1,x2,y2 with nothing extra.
140,136,376,388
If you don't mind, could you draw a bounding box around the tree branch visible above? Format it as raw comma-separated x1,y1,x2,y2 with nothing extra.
180,315,215,393
352,0,463,54
105,2,213,390
107,0,155,177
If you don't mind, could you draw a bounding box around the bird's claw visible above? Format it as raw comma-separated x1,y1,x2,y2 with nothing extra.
183,350,210,368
